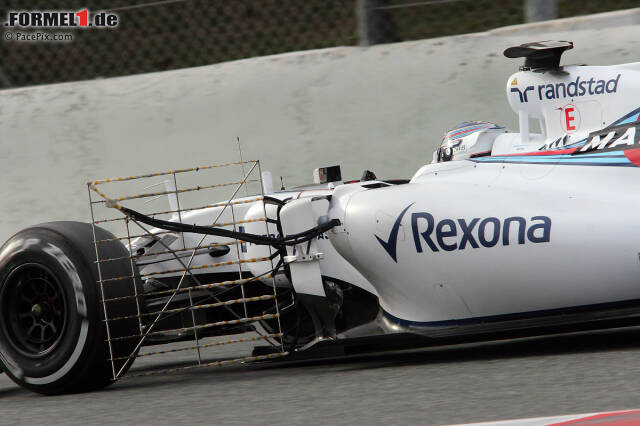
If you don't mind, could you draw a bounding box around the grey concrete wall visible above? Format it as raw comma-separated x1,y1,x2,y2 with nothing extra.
0,8,638,241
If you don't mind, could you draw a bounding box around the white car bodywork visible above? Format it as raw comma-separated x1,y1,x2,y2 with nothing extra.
134,41,640,340
7,40,640,396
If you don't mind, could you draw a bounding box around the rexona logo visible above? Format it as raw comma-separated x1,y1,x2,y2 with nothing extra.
511,74,621,103
375,203,552,262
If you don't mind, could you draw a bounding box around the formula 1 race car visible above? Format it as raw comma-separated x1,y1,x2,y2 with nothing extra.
1,41,639,395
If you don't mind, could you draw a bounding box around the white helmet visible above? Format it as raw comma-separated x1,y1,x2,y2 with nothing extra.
434,121,508,163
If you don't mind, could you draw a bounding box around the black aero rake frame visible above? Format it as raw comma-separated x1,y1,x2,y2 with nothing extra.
87,160,287,380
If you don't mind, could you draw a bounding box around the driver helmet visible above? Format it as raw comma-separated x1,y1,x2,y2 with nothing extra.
434,121,508,163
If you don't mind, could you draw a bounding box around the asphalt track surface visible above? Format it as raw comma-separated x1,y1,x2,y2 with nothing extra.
2,327,640,425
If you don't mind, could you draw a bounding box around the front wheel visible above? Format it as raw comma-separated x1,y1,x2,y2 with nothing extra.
0,222,142,394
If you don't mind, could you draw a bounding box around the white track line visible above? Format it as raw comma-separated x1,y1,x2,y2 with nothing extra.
449,409,640,426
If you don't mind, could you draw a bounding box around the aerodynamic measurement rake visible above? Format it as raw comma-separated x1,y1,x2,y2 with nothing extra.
87,160,288,380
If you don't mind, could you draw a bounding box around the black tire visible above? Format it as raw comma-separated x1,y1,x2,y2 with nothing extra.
0,222,142,394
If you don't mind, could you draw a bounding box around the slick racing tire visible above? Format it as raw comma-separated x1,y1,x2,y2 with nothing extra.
0,222,142,395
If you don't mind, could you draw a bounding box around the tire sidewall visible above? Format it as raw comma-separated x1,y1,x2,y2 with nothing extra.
0,227,102,391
